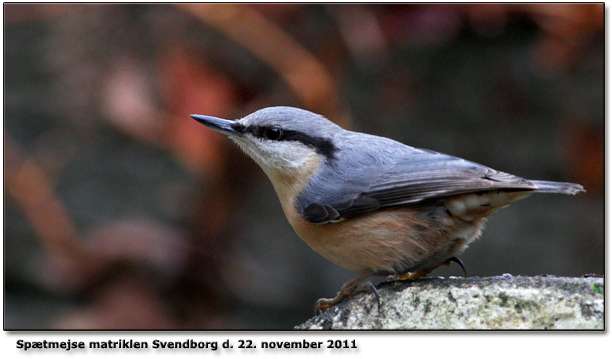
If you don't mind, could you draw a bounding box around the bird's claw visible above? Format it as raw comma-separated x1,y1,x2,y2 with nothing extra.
446,256,467,277
355,281,382,310
368,282,381,310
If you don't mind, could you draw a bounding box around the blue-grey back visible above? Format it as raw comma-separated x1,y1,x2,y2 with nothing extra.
296,127,536,221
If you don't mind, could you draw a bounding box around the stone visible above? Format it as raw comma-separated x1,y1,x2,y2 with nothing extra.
295,275,604,330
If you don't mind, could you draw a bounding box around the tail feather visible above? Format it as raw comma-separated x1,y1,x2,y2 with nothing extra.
531,180,585,195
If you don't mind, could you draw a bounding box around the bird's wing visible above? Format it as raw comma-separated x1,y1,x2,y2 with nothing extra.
301,149,537,224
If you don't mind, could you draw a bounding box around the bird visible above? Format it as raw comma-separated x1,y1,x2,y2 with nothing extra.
191,106,584,314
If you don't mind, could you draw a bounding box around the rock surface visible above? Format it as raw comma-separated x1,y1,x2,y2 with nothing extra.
296,275,604,330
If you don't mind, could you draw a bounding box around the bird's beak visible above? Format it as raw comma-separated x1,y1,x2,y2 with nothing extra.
190,114,240,136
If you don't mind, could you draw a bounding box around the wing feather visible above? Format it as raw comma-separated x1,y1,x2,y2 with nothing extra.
300,149,536,223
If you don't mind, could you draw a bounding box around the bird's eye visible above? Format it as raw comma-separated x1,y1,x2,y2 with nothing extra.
264,127,283,140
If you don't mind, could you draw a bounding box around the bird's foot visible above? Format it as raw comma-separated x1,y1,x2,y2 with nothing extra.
314,271,374,315
313,297,338,315
314,280,381,315
386,269,433,282
386,256,467,282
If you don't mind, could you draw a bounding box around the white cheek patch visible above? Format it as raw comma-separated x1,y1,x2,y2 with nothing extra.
270,141,316,168
232,135,319,174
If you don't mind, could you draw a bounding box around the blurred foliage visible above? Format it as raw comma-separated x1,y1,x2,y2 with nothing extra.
3,4,603,329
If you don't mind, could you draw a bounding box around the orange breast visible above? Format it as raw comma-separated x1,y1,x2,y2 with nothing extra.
287,205,456,274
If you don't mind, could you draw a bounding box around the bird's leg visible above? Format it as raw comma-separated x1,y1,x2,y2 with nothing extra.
386,256,467,282
314,270,373,315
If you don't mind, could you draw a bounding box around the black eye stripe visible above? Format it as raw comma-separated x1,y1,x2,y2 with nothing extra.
245,125,337,159
231,123,246,133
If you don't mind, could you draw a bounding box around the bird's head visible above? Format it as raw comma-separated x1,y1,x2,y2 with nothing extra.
191,107,341,180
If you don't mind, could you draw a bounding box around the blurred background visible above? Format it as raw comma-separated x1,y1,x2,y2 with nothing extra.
3,3,603,329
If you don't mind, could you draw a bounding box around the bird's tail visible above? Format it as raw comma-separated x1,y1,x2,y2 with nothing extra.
531,180,585,195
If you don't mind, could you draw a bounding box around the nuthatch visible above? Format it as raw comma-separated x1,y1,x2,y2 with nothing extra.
191,107,584,314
